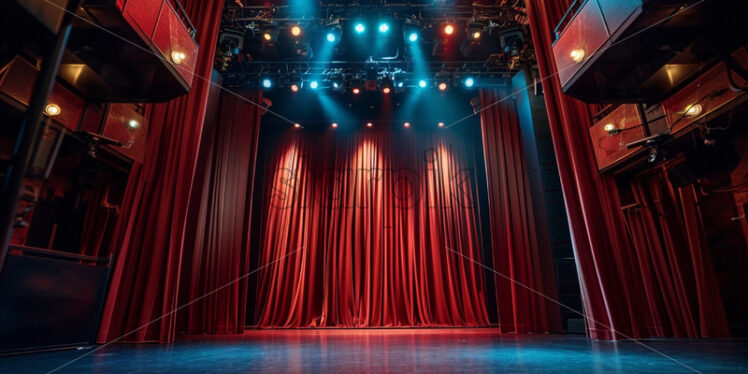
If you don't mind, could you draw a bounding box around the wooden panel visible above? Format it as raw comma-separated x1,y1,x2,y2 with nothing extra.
589,104,645,170
78,104,106,134
663,48,748,134
122,0,164,38
552,0,609,87
0,56,36,104
0,57,84,131
48,84,84,131
151,1,198,87
101,103,147,163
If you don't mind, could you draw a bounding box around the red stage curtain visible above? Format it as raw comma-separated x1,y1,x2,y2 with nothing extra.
526,0,728,338
178,89,263,335
623,169,729,337
253,130,491,327
97,0,224,343
479,89,561,333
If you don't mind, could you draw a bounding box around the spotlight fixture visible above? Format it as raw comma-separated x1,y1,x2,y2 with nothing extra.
291,25,302,37
216,29,243,71
330,73,345,92
294,123,302,128
290,84,300,92
500,28,525,59
685,103,703,117
443,23,455,36
418,79,427,88
127,119,140,129
603,123,616,133
438,82,448,91
570,48,585,63
354,23,366,33
397,82,404,88
171,50,186,64
44,103,61,116
402,18,421,43
647,148,658,163
332,122,338,128
467,21,483,41
262,78,273,89
378,23,390,33
260,23,279,43
366,122,373,127
352,87,361,95
438,122,445,128
325,22,342,43
464,77,475,88
309,80,319,89
379,76,394,92
403,122,411,128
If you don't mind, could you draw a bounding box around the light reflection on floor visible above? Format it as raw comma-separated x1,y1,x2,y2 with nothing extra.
1,329,746,373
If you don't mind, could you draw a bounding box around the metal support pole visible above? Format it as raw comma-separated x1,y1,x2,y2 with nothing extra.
0,11,76,273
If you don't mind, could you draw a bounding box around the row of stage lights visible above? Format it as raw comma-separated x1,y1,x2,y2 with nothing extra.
261,76,476,92
292,121,447,129
261,20,480,45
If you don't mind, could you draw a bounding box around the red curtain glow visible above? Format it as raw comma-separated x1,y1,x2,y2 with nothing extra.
97,0,224,343
252,130,491,327
479,89,561,333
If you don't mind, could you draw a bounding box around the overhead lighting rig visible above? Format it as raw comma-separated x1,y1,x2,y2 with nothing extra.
219,1,528,91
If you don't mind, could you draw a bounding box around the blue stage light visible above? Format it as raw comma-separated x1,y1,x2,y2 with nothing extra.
378,23,389,33
464,77,475,88
408,32,418,42
262,78,272,88
355,23,365,33
418,80,427,88
309,80,319,89
397,82,404,88
333,82,340,89
326,32,337,42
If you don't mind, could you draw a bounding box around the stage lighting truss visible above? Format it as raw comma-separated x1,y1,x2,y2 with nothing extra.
224,2,527,91
228,60,511,91
224,2,527,59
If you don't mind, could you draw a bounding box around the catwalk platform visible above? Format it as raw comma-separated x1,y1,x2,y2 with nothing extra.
1,329,747,373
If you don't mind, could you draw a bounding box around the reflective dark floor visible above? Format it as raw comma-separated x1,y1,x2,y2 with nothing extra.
1,329,747,373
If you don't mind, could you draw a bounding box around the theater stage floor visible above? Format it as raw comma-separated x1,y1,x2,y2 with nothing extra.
1,328,747,373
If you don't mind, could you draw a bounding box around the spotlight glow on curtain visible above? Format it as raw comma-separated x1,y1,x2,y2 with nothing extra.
253,130,491,327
